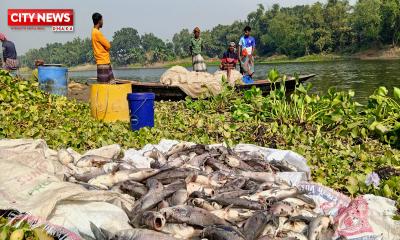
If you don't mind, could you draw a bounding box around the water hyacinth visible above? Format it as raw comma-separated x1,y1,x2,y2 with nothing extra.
365,172,380,189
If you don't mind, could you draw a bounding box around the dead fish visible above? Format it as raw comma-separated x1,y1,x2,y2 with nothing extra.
74,162,119,182
168,189,188,206
213,189,254,200
247,187,303,202
120,180,148,199
242,158,274,172
295,209,319,219
165,142,195,158
76,155,113,168
149,168,200,183
243,212,277,240
282,217,308,234
190,198,220,211
161,205,229,227
161,155,189,170
214,145,233,155
211,197,264,210
132,180,185,213
211,208,255,223
208,170,231,185
88,168,160,189
146,178,164,190
270,160,297,172
186,182,215,197
186,152,210,168
137,211,166,231
58,149,74,165
217,178,247,193
190,174,222,188
237,171,276,183
236,151,264,161
118,162,137,170
202,225,246,240
243,180,260,192
161,223,202,239
283,196,316,210
308,216,336,240
206,158,232,172
223,154,254,171
257,182,275,192
144,149,167,168
269,202,296,217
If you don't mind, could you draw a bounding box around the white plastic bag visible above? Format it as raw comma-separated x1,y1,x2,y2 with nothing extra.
0,139,134,239
334,195,400,240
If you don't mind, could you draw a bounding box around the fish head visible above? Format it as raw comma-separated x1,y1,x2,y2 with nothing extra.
265,197,278,207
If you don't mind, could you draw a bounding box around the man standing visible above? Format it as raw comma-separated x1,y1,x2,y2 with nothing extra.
0,33,19,74
189,27,207,72
220,42,239,84
238,26,255,83
91,13,114,83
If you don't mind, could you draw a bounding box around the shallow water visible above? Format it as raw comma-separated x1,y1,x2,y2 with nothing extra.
68,60,399,102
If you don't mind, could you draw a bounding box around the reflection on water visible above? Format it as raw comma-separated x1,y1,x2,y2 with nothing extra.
68,60,399,102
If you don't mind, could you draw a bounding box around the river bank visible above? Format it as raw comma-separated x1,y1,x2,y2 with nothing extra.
64,46,400,72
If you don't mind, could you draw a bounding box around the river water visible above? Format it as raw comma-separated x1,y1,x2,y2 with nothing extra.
69,60,399,102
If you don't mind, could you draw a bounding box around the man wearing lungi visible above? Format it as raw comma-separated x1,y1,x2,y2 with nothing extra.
190,27,207,72
91,13,114,83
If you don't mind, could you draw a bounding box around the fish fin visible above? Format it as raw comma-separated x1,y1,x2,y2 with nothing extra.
224,204,234,212
78,231,96,240
89,222,107,240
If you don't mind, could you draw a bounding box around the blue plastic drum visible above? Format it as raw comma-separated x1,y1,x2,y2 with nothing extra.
38,66,68,96
127,93,155,131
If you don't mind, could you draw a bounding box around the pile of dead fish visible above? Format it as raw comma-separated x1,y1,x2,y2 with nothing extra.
60,143,338,240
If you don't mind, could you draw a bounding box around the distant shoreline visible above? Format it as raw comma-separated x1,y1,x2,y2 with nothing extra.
23,46,399,73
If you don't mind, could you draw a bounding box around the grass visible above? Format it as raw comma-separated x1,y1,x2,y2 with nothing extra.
257,54,347,64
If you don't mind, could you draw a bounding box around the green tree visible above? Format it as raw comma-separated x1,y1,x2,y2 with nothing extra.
380,0,400,46
324,0,353,51
353,0,383,45
111,27,141,65
172,29,191,58
268,10,308,57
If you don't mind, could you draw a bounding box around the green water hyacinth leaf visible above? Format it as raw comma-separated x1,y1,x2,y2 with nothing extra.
268,68,280,83
383,184,393,198
394,87,400,100
376,86,388,96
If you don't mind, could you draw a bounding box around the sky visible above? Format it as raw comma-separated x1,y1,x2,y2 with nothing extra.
0,0,356,54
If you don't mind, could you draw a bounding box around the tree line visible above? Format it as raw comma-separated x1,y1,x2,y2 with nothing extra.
21,0,400,68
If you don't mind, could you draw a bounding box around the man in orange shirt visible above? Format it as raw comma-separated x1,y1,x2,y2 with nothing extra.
91,13,114,83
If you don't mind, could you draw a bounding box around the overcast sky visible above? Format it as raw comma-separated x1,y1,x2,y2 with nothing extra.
1,0,356,54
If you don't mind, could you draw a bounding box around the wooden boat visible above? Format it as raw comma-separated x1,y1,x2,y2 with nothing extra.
127,74,316,101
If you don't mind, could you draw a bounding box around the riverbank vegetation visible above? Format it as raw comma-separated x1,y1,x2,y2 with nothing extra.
1,70,399,206
21,0,400,68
